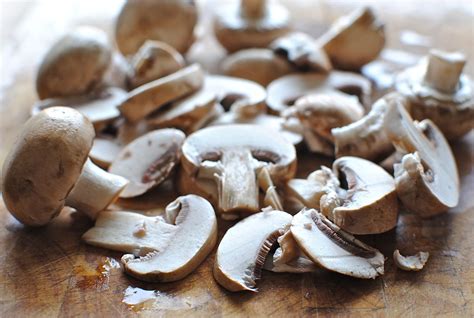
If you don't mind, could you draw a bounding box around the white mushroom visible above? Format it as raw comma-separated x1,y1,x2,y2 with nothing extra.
393,250,429,271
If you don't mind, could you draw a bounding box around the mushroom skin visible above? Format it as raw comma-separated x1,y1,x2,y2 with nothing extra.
36,26,112,100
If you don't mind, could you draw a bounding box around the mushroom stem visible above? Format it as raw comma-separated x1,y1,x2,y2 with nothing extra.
241,0,265,18
66,159,128,219
423,50,466,94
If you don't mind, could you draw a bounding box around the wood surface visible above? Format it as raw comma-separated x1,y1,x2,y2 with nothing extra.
0,0,473,317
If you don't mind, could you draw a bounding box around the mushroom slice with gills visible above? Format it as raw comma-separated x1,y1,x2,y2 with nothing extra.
291,209,385,279
1,107,128,225
395,49,474,140
118,64,204,123
121,195,217,282
383,99,460,217
213,0,290,53
318,7,385,71
214,209,292,292
220,48,293,87
115,0,197,56
393,250,429,272
109,129,185,198
128,40,185,89
181,124,296,217
270,32,332,73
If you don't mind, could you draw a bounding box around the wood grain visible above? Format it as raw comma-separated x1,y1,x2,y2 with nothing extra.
0,0,473,317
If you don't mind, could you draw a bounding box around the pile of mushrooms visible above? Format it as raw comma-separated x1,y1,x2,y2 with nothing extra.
2,1,470,292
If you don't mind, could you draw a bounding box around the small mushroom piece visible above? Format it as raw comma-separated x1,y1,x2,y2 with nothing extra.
384,100,460,217
36,26,112,100
220,48,293,86
118,64,204,123
291,209,385,279
395,50,474,139
128,40,185,89
393,250,429,271
214,209,292,291
121,195,217,282
318,7,385,70
108,129,185,198
1,107,128,225
89,137,123,169
115,0,197,55
214,0,290,53
181,125,296,217
257,166,283,211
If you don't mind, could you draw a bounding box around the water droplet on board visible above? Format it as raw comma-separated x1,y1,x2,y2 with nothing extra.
73,257,120,291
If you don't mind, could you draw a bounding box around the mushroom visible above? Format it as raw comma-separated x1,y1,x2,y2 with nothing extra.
36,26,112,100
220,48,293,86
257,166,283,211
117,195,217,282
180,124,296,218
128,40,185,89
395,49,474,139
89,137,123,169
118,64,204,123
393,250,429,272
213,209,292,291
291,209,385,279
318,7,385,70
108,129,185,198
383,98,460,217
115,0,197,55
213,0,290,52
1,107,128,225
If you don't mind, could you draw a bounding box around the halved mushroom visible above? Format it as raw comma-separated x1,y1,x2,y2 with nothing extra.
318,7,385,70
36,26,112,100
291,209,384,279
213,209,292,291
395,49,474,139
115,0,197,55
108,129,185,198
118,195,217,282
393,250,429,271
383,99,460,217
180,124,296,218
118,64,204,123
1,107,128,225
213,0,290,52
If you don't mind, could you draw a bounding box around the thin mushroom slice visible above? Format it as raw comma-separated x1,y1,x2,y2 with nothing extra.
291,209,385,279
89,137,123,169
122,195,217,282
109,129,185,198
393,250,429,272
214,209,292,292
257,166,283,211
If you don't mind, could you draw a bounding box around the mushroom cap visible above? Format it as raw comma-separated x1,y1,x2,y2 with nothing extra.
2,107,95,226
115,0,197,55
36,26,112,100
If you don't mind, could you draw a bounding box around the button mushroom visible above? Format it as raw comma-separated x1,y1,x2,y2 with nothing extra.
393,250,429,272
1,107,128,226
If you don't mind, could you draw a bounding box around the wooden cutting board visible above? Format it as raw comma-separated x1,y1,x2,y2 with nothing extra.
0,1,473,317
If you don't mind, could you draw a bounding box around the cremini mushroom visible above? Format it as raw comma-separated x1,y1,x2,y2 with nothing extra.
36,26,112,100
1,107,128,225
180,124,296,218
395,49,474,139
213,209,292,291
291,209,385,279
318,7,385,70
108,129,185,198
214,0,290,52
393,250,429,271
115,0,197,55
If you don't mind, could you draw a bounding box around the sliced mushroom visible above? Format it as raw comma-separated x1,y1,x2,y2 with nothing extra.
213,209,292,291
395,49,474,139
291,209,385,279
115,0,197,55
108,129,185,198
257,166,283,211
214,0,290,52
318,7,385,70
36,26,112,100
393,250,429,271
89,137,123,169
383,99,460,217
180,124,296,217
120,195,217,282
118,64,204,123
1,107,128,225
